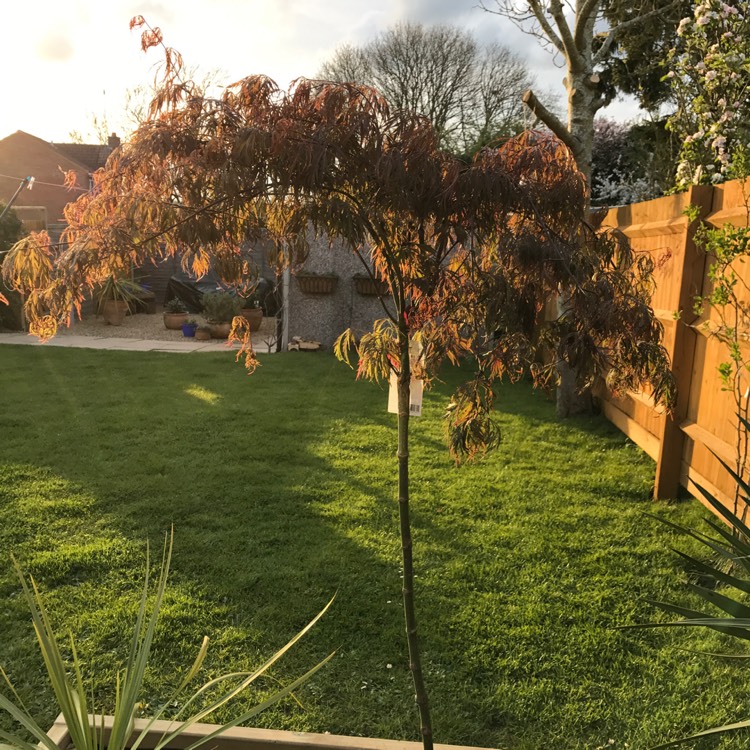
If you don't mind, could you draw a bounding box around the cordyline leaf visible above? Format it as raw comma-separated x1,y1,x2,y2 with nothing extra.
671,548,750,596
631,456,750,749
647,717,750,750
687,583,750,619
1,534,334,750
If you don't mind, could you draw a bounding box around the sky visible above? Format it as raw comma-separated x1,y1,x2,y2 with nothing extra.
1,0,644,145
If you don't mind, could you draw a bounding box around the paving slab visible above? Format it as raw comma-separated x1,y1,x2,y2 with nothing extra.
0,332,273,354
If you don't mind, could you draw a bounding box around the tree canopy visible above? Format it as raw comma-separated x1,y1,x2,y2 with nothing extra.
480,0,688,186
590,117,676,206
2,19,677,749
598,0,692,110
318,22,533,156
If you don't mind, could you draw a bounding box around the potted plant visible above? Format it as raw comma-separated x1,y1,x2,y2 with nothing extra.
181,318,199,337
195,325,212,341
202,292,239,338
97,276,145,326
163,298,189,330
0,533,333,750
295,271,338,295
239,293,263,332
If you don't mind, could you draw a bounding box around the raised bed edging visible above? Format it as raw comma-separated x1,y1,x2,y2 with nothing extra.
48,715,497,750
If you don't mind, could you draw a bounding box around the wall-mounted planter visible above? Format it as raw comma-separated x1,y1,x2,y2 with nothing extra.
296,274,338,295
353,275,389,297
47,714,491,750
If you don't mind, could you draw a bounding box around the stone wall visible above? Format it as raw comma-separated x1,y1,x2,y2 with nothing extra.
286,235,394,349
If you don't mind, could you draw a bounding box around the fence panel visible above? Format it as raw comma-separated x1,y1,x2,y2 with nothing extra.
598,180,750,513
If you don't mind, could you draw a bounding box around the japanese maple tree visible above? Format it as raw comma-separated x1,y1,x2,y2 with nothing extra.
3,18,675,750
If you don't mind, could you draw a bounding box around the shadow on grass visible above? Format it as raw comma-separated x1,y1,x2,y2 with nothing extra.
1,347,744,750
0,347,427,742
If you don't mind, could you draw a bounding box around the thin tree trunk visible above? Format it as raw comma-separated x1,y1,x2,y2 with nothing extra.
397,326,434,750
556,66,597,418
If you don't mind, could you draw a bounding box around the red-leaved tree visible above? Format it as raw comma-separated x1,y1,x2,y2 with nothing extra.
2,18,676,750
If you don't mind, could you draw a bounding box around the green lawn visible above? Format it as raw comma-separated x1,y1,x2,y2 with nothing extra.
0,345,748,750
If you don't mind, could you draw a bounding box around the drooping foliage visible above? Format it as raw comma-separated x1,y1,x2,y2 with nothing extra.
2,39,675,426
1,20,676,749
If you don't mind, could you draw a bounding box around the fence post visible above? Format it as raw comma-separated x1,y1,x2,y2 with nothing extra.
653,184,714,499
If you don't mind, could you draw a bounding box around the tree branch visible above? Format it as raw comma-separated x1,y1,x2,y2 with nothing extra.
522,89,577,154
547,0,584,71
573,0,601,51
480,0,566,56
593,0,682,66
528,0,567,55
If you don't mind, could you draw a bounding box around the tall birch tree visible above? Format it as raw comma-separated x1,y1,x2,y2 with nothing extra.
480,0,688,186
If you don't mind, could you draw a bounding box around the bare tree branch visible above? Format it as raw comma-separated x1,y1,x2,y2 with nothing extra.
319,22,532,153
522,89,577,153
547,0,584,71
573,0,601,51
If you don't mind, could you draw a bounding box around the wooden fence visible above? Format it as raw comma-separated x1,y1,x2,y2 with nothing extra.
599,180,750,510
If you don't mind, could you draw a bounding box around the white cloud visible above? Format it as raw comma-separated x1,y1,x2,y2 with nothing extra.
0,0,642,144
35,32,74,61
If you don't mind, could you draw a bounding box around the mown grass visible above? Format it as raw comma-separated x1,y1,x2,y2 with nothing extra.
0,344,748,750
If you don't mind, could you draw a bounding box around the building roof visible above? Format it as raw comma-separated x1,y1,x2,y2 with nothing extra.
51,137,118,173
0,131,107,225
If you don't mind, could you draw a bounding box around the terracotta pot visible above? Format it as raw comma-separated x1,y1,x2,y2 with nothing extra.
163,312,188,330
195,327,212,341
102,299,129,326
211,322,232,339
241,307,263,332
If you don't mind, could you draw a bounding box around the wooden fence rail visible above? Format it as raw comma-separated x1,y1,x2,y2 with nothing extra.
599,179,750,511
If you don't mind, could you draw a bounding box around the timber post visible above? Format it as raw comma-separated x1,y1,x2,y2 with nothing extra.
653,184,714,500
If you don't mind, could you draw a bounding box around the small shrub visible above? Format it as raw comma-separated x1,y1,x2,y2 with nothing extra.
202,292,238,323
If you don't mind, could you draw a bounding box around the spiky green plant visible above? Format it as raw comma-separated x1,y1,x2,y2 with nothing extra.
96,276,146,315
0,531,333,750
630,451,750,749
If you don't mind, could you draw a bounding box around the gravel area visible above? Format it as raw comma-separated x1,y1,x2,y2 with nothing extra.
58,312,279,345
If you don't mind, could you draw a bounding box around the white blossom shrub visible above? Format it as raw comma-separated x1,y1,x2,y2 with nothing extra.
665,0,750,189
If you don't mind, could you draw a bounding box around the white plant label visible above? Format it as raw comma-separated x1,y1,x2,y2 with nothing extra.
388,373,423,417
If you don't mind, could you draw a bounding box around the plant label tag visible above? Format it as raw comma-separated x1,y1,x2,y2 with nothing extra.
388,373,423,417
